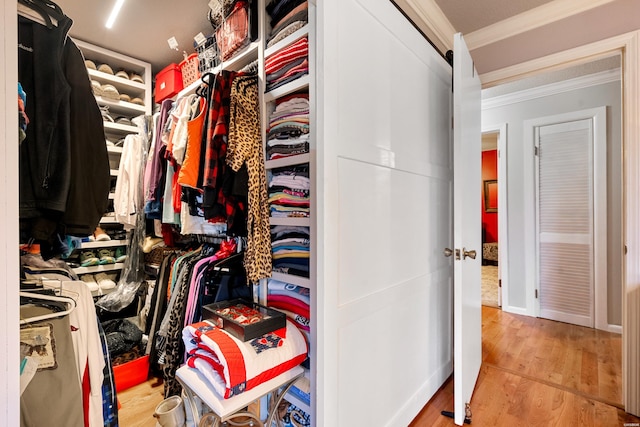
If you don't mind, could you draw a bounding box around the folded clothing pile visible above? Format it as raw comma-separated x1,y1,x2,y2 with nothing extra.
265,36,308,92
268,165,310,218
267,92,309,160
182,319,307,399
266,0,308,48
271,225,309,278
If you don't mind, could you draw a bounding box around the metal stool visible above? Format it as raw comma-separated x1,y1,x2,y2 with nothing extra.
176,365,304,427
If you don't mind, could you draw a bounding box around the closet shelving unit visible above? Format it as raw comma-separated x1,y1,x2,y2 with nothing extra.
70,40,152,279
173,1,316,421
261,2,315,421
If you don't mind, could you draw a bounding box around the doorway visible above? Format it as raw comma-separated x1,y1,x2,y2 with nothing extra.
528,107,608,329
481,56,624,407
480,130,501,309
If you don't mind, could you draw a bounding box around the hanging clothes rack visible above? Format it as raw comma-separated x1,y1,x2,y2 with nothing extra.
19,291,76,324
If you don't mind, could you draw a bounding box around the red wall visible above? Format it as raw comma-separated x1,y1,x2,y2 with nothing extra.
482,150,498,242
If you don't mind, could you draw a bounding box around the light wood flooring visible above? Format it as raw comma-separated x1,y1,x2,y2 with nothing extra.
117,306,637,426
410,306,638,426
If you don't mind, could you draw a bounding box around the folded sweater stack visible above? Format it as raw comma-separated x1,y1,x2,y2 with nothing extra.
265,36,308,92
271,225,310,278
267,92,309,160
268,166,310,218
266,0,308,48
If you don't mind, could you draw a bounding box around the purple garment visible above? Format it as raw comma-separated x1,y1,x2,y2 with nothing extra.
145,99,173,202
183,254,220,329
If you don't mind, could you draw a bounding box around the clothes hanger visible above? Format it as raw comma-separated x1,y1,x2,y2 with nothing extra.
17,0,53,28
19,291,76,324
17,0,65,29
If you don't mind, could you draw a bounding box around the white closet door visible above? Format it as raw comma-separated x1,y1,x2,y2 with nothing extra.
317,0,454,425
536,119,594,327
452,33,482,426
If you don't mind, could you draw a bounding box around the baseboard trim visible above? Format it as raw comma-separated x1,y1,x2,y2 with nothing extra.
501,305,529,317
608,324,622,334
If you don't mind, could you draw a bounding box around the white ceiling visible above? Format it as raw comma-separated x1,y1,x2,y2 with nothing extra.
55,0,215,73
44,0,628,80
433,0,554,34
49,0,557,73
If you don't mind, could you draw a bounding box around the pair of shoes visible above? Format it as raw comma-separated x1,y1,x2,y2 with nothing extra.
94,272,117,291
80,250,99,267
80,274,99,292
142,236,165,253
94,227,111,242
98,248,116,265
81,273,117,294
100,106,114,122
115,246,127,263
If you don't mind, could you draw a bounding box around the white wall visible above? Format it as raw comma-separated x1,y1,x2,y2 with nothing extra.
482,78,623,325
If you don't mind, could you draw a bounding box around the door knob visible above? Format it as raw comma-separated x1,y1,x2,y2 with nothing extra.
462,248,476,260
444,248,461,259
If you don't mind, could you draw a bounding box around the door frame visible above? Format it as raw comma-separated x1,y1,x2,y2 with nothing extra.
480,30,640,416
1,1,20,425
481,123,508,309
526,107,607,329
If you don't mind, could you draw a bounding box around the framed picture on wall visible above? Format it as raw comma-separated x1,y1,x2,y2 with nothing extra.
484,180,498,212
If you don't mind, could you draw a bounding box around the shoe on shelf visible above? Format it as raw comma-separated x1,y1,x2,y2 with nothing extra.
80,251,99,267
115,246,127,263
94,272,116,291
142,236,165,253
94,227,111,242
80,274,99,292
98,248,116,265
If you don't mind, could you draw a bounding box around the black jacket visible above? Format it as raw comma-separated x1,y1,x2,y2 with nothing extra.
18,14,109,255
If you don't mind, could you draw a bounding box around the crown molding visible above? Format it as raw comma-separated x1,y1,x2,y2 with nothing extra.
481,68,620,110
465,0,617,50
400,0,456,52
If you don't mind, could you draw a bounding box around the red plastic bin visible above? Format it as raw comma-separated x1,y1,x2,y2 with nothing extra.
154,63,183,103
113,354,150,393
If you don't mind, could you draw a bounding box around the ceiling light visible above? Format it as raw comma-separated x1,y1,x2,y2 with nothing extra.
105,0,125,29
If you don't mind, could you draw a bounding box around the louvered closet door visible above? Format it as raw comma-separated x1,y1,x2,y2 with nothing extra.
537,119,594,327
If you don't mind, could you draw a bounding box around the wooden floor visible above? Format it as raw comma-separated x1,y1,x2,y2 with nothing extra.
117,375,165,427
117,306,638,426
410,306,639,426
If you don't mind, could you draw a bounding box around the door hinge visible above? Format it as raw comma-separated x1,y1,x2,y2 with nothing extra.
535,289,539,299
624,245,628,255
534,146,539,156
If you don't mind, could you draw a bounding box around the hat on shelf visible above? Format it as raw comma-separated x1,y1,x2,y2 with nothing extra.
115,70,130,79
130,97,145,106
91,80,103,96
98,63,114,75
101,84,120,100
85,59,97,70
129,73,144,83
119,93,131,103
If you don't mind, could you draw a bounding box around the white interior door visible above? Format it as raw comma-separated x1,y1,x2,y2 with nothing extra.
317,0,456,424
453,33,482,426
536,119,595,327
